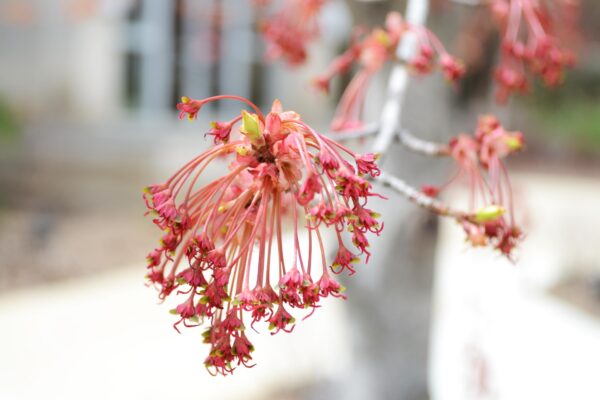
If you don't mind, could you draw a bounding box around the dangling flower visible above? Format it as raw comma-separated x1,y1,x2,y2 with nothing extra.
144,95,383,375
331,244,360,275
440,54,466,82
428,115,524,259
356,153,381,177
316,11,465,132
268,303,295,334
259,0,326,66
176,96,204,120
317,273,346,299
206,118,238,144
232,332,255,367
488,0,579,102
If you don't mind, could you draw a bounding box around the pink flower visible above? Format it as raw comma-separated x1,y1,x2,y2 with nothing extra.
278,268,303,307
353,206,383,235
234,289,258,311
221,310,244,334
146,249,161,267
356,153,381,177
495,224,523,259
318,148,340,174
159,232,179,253
300,275,321,308
352,230,371,261
461,217,522,260
144,96,383,375
176,96,203,120
175,296,196,319
297,172,322,206
176,268,207,288
143,184,171,209
207,249,227,269
320,12,465,131
146,268,164,285
201,282,229,309
261,20,308,65
440,54,465,82
488,0,579,101
259,0,325,66
154,198,177,221
409,44,435,74
461,220,488,247
232,333,255,367
494,66,529,103
278,267,303,290
206,119,236,144
331,245,360,276
173,295,199,332
421,185,439,198
437,116,524,258
204,333,235,376
317,273,346,299
268,303,295,334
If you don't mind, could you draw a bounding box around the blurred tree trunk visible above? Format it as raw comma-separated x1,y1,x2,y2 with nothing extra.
310,2,502,399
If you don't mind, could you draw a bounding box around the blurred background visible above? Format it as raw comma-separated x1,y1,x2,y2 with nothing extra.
0,0,599,399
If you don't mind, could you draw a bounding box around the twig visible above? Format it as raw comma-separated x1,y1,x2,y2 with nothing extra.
449,0,491,6
398,129,450,156
329,125,450,157
371,0,429,160
332,0,450,159
377,172,468,220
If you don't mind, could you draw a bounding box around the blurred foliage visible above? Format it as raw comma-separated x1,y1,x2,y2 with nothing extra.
528,70,600,150
0,98,21,210
0,98,20,142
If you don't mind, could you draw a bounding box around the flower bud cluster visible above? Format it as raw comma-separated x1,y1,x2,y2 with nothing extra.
145,96,383,375
423,115,524,258
259,0,325,66
314,12,465,132
490,0,579,102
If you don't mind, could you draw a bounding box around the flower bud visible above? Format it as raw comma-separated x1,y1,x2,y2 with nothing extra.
474,205,505,223
240,110,264,147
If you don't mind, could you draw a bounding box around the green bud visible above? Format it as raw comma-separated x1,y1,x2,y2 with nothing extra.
474,205,505,223
505,136,523,151
240,110,263,146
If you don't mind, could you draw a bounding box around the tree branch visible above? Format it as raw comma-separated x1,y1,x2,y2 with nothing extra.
371,0,429,160
398,128,450,156
328,125,450,157
376,172,468,220
449,0,491,6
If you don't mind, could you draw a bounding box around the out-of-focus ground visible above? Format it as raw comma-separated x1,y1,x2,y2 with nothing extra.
432,174,600,400
1,172,600,400
0,262,352,400
0,120,195,291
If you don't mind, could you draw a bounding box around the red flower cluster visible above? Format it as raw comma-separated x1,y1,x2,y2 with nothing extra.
259,0,326,66
314,12,465,132
144,95,383,375
424,115,524,258
407,27,465,82
490,0,579,102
